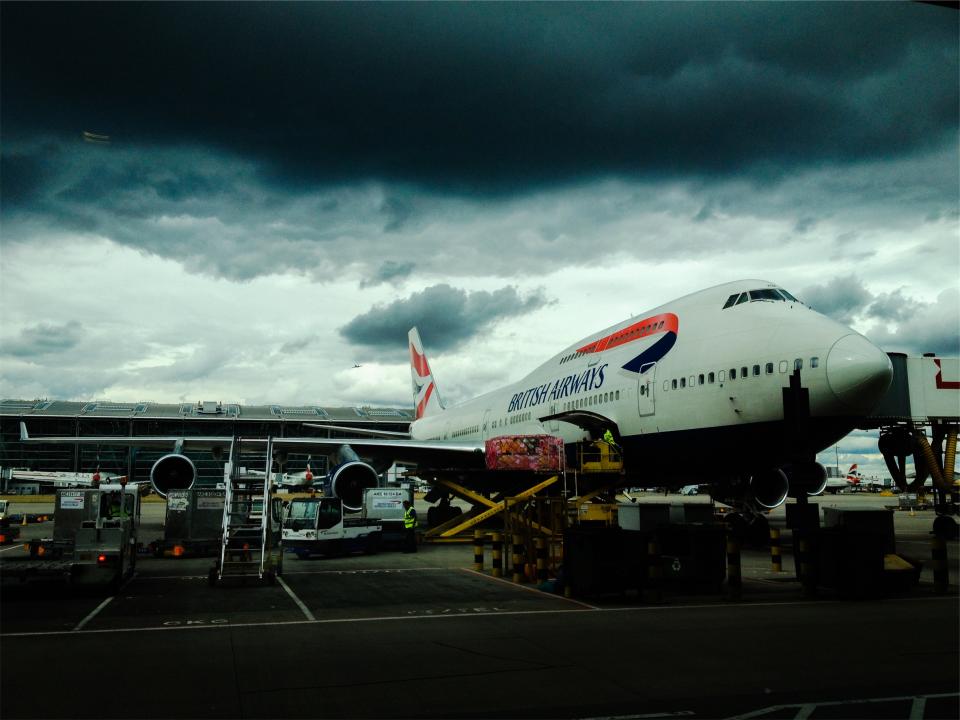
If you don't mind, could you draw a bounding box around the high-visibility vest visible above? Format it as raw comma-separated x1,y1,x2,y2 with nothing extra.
404,507,418,529
603,430,615,445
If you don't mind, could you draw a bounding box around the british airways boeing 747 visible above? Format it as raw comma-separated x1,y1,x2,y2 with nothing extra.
21,280,893,513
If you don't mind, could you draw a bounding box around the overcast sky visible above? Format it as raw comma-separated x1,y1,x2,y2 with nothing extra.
1,2,957,477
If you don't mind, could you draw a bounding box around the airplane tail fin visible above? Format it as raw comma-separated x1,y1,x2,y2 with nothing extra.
847,464,859,483
409,327,445,420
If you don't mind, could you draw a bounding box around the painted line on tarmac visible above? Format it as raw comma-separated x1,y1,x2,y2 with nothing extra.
73,596,115,632
727,691,958,720
4,595,955,640
460,567,600,610
0,544,26,553
140,567,449,580
277,575,315,621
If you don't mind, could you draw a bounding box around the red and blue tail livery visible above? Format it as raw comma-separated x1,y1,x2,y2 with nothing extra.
409,327,445,420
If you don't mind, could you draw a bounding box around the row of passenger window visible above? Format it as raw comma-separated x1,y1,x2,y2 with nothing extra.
657,357,820,393
562,390,621,412
489,411,533,432
452,424,479,438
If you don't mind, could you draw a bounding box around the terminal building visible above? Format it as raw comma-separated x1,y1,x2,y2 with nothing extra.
0,399,413,493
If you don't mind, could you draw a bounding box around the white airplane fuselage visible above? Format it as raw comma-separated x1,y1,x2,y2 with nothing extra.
409,280,892,486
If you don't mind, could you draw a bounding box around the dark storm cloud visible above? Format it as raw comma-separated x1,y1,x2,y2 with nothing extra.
866,289,960,357
2,3,956,192
359,261,416,289
802,277,960,356
340,284,552,353
801,275,873,326
3,321,84,358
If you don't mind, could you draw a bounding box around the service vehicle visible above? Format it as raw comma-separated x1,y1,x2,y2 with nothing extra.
0,484,140,588
0,500,20,545
282,495,382,558
155,488,225,557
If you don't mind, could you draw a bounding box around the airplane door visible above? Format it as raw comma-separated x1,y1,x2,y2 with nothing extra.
637,362,656,416
547,404,559,432
482,410,491,439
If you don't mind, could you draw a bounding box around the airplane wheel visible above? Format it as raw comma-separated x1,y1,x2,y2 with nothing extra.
748,514,770,547
933,515,958,541
724,512,749,542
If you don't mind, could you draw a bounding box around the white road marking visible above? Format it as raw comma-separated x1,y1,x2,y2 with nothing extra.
139,566,448,580
277,575,315,621
578,712,694,719
460,566,600,610
727,691,958,720
73,596,114,632
0,544,26,553
3,588,955,640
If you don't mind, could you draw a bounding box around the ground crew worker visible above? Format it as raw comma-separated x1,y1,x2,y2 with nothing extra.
402,500,419,553
602,428,621,453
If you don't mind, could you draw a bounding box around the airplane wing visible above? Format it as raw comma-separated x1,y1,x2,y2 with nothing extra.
270,437,486,468
302,422,412,439
20,421,483,469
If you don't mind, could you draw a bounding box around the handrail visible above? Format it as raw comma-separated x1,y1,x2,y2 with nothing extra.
260,437,272,576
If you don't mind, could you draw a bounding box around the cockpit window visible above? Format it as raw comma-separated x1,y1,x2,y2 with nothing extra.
723,287,800,308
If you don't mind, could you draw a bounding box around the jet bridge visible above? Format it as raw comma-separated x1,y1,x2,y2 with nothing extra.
862,354,959,535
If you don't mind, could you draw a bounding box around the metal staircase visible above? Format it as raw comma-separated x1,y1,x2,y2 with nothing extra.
210,438,282,585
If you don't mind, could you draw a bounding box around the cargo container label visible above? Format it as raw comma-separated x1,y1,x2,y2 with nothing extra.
60,492,84,509
168,497,189,511
197,496,225,510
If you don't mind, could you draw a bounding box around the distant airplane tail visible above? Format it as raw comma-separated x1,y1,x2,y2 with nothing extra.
846,464,860,483
409,327,445,420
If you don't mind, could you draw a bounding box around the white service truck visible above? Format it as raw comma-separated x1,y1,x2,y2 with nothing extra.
282,496,382,558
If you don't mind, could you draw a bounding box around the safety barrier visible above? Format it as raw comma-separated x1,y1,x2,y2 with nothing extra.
535,538,547,583
770,528,782,573
473,529,484,571
491,532,503,578
726,532,741,601
643,538,662,603
797,532,817,598
931,536,948,594
512,534,524,583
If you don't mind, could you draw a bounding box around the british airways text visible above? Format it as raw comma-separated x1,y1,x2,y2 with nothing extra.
508,364,608,413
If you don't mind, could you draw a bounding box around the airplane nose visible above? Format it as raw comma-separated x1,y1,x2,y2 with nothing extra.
825,334,893,412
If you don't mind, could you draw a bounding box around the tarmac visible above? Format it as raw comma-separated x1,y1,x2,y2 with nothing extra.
1,493,958,719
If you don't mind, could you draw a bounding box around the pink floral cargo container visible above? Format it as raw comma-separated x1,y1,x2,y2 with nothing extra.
484,435,565,472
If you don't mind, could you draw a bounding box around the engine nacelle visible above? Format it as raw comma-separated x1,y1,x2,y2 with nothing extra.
749,468,790,509
783,461,828,498
328,461,379,512
150,454,197,497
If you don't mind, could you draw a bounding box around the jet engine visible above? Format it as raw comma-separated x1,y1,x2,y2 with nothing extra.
747,468,790,509
150,454,197,497
710,469,790,511
327,461,379,512
783,461,828,498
